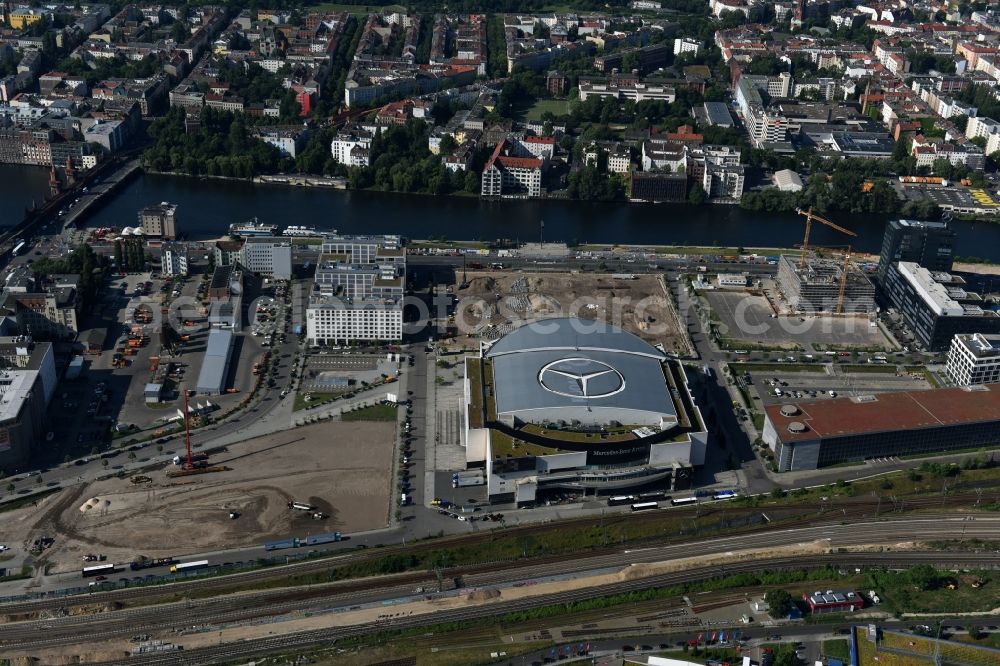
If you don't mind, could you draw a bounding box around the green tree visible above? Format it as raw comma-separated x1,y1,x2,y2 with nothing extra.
765,589,793,618
688,183,707,205
907,564,939,591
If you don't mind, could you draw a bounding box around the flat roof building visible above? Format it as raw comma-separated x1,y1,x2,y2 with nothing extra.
138,201,177,239
702,101,734,127
0,340,56,472
195,328,234,394
804,590,864,614
306,234,406,345
876,219,955,286
882,261,1000,350
240,236,292,280
763,385,1000,471
946,333,1000,385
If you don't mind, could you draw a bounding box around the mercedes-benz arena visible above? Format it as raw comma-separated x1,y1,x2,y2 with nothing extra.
463,317,708,506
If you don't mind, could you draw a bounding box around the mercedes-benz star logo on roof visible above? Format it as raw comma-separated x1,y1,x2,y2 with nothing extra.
538,358,626,399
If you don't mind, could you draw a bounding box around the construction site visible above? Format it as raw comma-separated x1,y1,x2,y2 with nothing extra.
5,419,395,575
451,270,693,355
775,255,876,314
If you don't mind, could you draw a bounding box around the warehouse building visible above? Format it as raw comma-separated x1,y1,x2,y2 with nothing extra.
946,333,1000,385
881,262,1000,350
195,328,234,394
762,385,1000,471
776,255,876,313
463,318,708,505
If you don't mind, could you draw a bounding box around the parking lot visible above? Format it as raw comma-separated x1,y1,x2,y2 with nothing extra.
738,364,935,408
704,291,888,349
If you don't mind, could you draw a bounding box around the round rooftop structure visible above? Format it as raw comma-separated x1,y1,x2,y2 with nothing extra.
484,318,676,429
780,404,800,417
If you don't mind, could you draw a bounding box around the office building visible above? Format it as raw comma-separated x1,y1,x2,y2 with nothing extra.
875,219,955,286
306,234,406,344
463,318,707,505
577,78,676,103
881,262,1000,350
946,333,1000,385
673,38,702,56
763,385,1000,471
240,237,292,280
138,202,178,239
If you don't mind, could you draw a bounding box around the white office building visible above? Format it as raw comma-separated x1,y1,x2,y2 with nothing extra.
240,237,293,280
306,234,406,344
946,333,1000,385
673,37,702,56
161,243,189,277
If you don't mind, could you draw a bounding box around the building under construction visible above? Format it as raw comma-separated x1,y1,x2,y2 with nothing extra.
776,255,876,313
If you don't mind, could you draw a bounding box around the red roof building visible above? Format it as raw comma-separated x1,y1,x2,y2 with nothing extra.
762,385,1000,471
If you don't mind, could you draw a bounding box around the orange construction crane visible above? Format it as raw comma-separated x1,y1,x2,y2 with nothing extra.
835,245,853,315
794,207,857,269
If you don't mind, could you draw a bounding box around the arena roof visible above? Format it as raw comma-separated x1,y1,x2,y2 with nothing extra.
485,318,675,426
765,384,1000,443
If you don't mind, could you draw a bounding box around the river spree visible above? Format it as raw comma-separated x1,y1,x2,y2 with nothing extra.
9,168,1000,261
0,165,54,228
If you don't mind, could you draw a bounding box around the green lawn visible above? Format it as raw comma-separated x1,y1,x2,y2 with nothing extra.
341,402,398,422
919,116,945,138
523,98,573,120
823,639,851,662
840,364,899,374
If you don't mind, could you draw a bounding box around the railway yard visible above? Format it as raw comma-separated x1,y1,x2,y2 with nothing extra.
2,511,1000,664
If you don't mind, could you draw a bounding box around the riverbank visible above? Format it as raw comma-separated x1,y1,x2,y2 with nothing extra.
42,167,1000,262
255,174,347,188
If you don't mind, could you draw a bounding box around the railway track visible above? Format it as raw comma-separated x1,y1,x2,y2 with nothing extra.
4,519,1000,652
3,492,995,616
81,551,1000,666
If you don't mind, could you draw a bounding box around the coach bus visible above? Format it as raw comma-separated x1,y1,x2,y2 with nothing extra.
639,491,668,502
671,496,699,507
170,559,209,573
82,563,115,578
630,502,659,512
607,495,637,507
713,490,738,501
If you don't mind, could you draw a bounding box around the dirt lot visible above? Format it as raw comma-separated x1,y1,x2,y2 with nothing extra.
7,421,394,575
454,271,692,354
